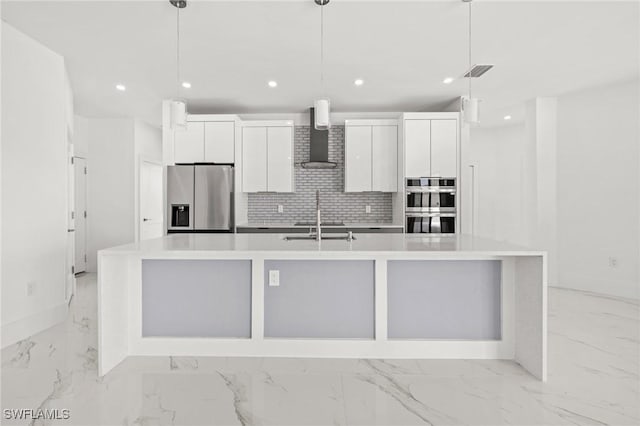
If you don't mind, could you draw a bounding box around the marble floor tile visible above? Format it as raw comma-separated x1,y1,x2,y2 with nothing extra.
1,274,638,426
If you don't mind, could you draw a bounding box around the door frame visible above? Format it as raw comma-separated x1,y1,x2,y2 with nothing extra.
138,157,164,241
74,155,88,275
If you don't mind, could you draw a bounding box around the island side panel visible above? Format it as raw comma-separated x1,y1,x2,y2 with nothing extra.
514,255,548,381
98,253,131,376
263,260,375,339
141,259,252,338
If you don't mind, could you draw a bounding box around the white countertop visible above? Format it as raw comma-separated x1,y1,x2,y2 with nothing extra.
236,222,404,228
99,233,545,256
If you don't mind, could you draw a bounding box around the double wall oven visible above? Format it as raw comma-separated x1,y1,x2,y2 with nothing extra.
405,178,456,234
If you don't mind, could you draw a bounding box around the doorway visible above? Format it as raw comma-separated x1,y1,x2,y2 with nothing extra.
74,156,88,274
140,160,164,240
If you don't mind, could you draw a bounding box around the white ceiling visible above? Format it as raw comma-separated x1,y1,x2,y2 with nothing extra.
2,0,638,127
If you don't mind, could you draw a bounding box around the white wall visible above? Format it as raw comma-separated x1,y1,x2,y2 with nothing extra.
556,79,640,299
85,119,135,272
1,24,69,347
465,80,639,300
74,115,89,159
76,117,161,271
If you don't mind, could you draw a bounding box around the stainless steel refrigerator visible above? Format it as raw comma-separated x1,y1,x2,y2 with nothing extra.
167,165,234,232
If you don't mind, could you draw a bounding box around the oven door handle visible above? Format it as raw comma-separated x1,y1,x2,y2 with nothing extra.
405,212,456,218
406,188,456,194
405,207,456,214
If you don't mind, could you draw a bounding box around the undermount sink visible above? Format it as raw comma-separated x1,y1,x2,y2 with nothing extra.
283,233,356,242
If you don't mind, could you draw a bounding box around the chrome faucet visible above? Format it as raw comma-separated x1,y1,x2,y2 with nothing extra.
315,190,322,241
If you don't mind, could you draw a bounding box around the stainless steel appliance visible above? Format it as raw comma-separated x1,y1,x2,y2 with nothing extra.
405,178,456,234
167,165,234,232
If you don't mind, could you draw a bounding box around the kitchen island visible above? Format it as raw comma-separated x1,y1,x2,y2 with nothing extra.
98,233,547,380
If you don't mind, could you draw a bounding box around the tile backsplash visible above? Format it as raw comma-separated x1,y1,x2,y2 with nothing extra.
247,126,393,224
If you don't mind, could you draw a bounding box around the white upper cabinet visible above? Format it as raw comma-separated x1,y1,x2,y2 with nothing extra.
173,116,237,164
430,120,458,178
241,122,294,193
174,121,205,164
241,126,267,192
404,119,431,177
403,115,458,178
345,126,373,192
372,125,398,192
345,121,398,192
204,121,235,163
266,126,294,193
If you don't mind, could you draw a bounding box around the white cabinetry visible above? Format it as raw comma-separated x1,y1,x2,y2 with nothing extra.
266,127,294,193
241,122,293,193
204,121,235,163
430,120,457,177
403,114,458,178
372,125,399,192
174,121,204,164
345,120,398,192
345,126,373,192
404,119,431,177
241,126,268,192
173,116,236,164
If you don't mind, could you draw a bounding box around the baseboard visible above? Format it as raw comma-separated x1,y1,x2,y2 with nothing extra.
551,282,639,302
1,303,69,349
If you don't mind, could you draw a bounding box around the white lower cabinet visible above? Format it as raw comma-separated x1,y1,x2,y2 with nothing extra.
345,121,398,192
242,123,293,193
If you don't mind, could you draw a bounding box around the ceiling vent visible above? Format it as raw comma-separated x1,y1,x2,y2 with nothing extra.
463,64,494,78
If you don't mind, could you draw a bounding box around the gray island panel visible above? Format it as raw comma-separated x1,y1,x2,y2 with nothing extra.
387,260,501,340
142,259,252,338
264,260,375,339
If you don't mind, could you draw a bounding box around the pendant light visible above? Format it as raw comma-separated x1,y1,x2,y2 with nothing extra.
170,0,187,130
462,0,480,125
314,0,331,130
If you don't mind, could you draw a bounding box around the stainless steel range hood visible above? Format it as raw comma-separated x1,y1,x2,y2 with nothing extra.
301,108,337,169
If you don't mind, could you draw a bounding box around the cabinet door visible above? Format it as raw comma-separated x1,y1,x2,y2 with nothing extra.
430,120,457,178
204,121,235,163
404,119,431,177
345,126,372,192
266,127,294,192
174,121,205,163
372,125,398,192
242,127,267,192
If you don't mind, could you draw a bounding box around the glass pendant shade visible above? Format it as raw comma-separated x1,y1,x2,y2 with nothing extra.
462,97,480,124
170,100,187,130
314,99,331,130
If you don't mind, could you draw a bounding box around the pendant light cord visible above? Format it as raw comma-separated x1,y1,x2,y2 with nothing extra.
467,0,472,101
176,6,181,98
320,4,325,95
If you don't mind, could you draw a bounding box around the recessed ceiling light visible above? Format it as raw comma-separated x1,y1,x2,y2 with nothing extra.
504,115,512,120
354,79,364,86
443,77,454,84
115,84,126,91
268,81,278,88
182,81,192,89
